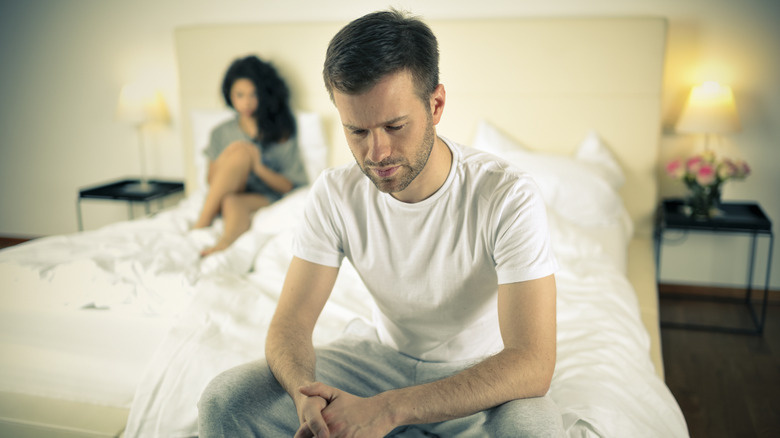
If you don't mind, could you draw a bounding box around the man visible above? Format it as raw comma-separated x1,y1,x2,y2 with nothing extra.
199,9,565,437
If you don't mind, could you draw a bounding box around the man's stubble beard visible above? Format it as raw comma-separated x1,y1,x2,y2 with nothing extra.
358,119,436,194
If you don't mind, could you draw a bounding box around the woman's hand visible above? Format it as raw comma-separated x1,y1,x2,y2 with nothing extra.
245,143,264,177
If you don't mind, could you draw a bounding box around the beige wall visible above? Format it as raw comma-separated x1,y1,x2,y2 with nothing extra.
1,0,778,288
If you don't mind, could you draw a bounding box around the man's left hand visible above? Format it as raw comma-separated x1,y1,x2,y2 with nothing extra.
296,382,395,438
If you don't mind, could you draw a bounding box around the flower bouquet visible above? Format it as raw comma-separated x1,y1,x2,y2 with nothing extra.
665,150,750,219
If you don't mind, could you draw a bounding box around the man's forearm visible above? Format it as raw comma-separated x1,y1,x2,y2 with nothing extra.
378,346,554,427
265,318,317,399
265,258,340,436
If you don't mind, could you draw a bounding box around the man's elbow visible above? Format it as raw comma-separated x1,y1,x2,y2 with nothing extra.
519,367,553,398
528,373,552,398
533,354,556,397
507,349,555,399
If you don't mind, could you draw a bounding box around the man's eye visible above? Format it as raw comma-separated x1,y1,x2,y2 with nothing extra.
351,129,367,136
386,125,404,131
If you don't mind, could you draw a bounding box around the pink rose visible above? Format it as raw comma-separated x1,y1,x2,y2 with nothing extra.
696,164,716,186
665,159,685,179
686,156,703,174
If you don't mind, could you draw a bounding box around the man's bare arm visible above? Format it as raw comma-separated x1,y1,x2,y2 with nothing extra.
265,256,340,436
300,274,557,435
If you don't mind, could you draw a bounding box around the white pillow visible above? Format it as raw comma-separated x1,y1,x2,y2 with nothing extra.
472,120,626,226
575,131,625,189
295,112,329,183
189,109,329,189
546,206,633,274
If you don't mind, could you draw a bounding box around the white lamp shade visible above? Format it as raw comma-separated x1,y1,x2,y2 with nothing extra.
117,83,170,125
676,81,740,134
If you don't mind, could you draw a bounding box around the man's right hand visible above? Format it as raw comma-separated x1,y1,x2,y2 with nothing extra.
295,393,330,438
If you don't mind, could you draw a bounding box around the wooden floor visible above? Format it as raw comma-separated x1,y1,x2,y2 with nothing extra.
660,291,780,438
0,236,34,249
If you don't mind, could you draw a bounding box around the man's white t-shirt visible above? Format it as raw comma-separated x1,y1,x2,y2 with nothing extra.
293,137,557,362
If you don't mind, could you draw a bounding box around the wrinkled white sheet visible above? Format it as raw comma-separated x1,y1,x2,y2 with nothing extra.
0,188,310,315
0,188,309,407
125,199,687,437
0,186,687,437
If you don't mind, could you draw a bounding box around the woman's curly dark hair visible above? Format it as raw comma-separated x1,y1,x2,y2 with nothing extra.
221,55,296,149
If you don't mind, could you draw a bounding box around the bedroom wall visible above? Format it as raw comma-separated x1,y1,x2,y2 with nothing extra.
0,0,778,290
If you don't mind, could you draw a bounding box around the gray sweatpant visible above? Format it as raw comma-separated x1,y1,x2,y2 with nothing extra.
198,320,565,437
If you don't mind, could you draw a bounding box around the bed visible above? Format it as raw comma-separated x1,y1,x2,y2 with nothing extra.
0,16,687,438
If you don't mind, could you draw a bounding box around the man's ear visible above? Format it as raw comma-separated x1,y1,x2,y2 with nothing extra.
430,84,446,125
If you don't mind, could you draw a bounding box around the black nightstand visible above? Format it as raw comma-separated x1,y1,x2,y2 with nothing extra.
654,199,774,334
77,178,185,231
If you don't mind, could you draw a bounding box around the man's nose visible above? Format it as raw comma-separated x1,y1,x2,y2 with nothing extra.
368,131,392,164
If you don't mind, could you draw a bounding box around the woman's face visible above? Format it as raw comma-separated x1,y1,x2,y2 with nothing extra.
230,78,258,119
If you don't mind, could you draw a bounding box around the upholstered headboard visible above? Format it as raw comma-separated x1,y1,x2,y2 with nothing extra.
175,17,667,236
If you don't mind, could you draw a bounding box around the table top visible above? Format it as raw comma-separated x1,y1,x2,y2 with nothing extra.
79,178,185,202
658,199,772,233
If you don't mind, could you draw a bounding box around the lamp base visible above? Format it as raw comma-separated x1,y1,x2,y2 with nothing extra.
122,180,157,194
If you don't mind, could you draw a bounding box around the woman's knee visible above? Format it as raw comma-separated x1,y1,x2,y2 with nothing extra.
220,141,255,162
212,141,254,172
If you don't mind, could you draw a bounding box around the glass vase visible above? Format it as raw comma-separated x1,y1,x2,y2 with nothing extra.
686,183,721,220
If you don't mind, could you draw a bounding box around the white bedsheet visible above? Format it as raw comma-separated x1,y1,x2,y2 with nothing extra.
0,185,687,437
0,188,309,408
124,192,687,437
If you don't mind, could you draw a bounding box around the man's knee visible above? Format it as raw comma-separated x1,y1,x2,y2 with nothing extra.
199,363,252,421
198,361,280,425
487,395,566,437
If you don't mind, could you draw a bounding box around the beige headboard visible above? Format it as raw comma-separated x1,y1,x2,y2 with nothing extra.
175,17,667,236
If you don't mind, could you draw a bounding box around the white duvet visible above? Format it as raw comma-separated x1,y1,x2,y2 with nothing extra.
0,188,306,407
0,187,687,437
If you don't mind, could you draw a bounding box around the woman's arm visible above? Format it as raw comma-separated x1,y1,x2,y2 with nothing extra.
252,159,294,194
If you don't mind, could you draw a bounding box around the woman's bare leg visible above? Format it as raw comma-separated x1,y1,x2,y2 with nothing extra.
194,142,254,229
200,193,270,257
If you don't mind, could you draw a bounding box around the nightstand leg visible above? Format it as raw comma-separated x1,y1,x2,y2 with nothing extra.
654,228,663,283
745,232,757,304
76,198,84,231
757,235,774,334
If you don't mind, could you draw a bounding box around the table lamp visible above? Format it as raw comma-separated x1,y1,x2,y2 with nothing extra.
676,81,740,150
116,83,170,193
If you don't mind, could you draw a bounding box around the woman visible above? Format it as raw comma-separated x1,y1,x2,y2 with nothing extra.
194,55,308,257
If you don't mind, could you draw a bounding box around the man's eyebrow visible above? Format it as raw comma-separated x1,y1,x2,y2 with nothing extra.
343,115,408,131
